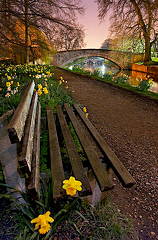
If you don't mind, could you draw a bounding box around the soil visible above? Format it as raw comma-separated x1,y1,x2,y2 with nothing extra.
54,67,158,240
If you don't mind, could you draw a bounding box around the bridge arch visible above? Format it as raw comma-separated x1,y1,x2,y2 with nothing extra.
60,55,121,69
52,49,144,69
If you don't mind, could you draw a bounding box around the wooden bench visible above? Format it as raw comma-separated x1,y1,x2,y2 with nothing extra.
46,104,136,204
7,80,41,197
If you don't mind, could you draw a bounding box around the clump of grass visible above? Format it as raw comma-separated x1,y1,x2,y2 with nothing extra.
48,198,134,240
92,200,133,239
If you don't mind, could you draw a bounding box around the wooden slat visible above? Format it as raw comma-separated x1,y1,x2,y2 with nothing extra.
8,81,35,143
46,107,65,199
57,105,92,196
19,92,38,172
28,103,41,196
74,104,136,187
65,104,113,192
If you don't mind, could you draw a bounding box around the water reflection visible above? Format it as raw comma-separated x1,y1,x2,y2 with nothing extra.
66,57,120,76
65,57,158,94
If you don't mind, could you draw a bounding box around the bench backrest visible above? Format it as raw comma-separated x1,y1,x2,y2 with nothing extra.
8,81,35,144
7,81,40,174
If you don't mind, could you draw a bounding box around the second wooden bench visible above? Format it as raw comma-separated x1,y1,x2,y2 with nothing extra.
46,104,136,204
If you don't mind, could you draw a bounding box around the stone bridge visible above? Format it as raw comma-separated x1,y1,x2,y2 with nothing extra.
52,49,144,69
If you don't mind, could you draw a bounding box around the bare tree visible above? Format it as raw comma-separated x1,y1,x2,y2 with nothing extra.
53,24,85,51
0,0,84,63
97,0,158,64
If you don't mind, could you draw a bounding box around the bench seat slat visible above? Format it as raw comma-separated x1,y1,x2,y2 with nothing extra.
73,104,136,187
8,81,35,143
46,108,65,199
19,92,38,172
65,104,113,192
57,105,92,196
28,103,41,195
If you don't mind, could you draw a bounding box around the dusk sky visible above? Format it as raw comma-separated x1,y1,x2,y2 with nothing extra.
78,0,110,49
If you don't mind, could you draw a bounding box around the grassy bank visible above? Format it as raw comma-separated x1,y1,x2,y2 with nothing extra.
0,64,73,116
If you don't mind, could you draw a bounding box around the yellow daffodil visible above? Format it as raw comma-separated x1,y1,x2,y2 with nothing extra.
83,107,87,113
59,80,62,85
148,79,153,84
37,89,42,96
46,71,51,76
60,76,63,80
43,87,49,94
38,84,43,89
31,211,54,235
62,176,82,196
6,82,11,87
17,82,20,87
39,224,51,234
7,76,11,80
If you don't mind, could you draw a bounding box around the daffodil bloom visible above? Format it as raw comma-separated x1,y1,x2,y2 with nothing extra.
6,82,11,87
148,79,153,84
83,107,87,113
38,84,43,89
31,211,54,235
43,87,49,94
39,224,51,234
7,76,12,80
17,82,20,87
62,176,82,196
59,80,62,85
60,76,63,80
37,89,42,96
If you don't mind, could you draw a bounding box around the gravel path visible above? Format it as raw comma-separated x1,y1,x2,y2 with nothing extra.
54,68,158,240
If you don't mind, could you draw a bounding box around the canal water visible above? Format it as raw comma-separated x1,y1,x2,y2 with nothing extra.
65,57,158,94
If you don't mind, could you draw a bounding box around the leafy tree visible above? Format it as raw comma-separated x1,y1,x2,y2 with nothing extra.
97,0,158,64
13,20,55,63
101,38,111,49
101,37,144,53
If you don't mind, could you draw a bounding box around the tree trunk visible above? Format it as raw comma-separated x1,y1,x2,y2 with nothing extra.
130,0,152,64
144,34,151,64
24,0,29,64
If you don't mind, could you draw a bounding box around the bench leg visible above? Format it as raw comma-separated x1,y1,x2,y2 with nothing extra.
82,170,109,206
